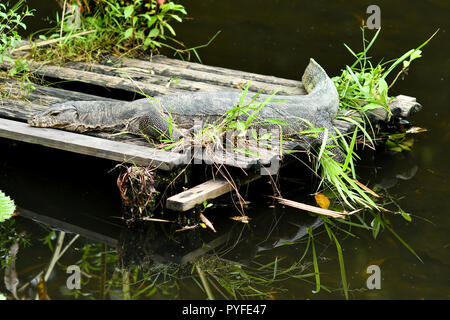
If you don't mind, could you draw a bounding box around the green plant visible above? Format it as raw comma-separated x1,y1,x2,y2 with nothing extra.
0,190,16,223
33,0,191,63
332,27,437,118
100,0,187,51
306,28,437,210
0,0,34,92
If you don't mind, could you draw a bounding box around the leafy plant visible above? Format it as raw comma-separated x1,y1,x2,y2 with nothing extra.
0,0,34,92
332,27,437,118
32,0,193,63
100,0,187,50
0,190,16,223
307,28,437,210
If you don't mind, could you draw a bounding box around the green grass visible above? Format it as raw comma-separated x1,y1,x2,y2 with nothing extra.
332,27,438,118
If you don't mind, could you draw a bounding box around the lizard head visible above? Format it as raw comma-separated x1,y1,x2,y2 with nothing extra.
28,103,80,130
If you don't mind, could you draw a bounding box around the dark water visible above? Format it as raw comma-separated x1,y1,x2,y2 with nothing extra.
1,0,449,300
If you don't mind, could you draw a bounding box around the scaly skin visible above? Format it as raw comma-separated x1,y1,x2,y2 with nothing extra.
28,58,343,160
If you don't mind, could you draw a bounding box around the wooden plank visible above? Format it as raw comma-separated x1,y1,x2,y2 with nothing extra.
119,58,306,95
390,94,422,118
0,98,47,120
3,61,182,96
0,99,266,169
0,118,186,170
65,61,242,93
12,41,302,89
1,78,119,106
166,179,234,211
166,171,262,211
130,55,304,88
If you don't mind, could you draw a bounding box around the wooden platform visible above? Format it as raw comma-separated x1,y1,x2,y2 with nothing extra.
0,53,422,211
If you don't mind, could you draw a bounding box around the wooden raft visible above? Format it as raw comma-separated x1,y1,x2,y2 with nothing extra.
0,55,422,211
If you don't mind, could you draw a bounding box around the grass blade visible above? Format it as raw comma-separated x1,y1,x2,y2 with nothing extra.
307,228,321,294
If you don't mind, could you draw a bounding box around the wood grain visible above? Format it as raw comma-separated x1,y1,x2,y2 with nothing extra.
166,179,234,211
0,118,186,170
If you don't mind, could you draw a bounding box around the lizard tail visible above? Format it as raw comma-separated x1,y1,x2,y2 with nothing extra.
301,58,333,93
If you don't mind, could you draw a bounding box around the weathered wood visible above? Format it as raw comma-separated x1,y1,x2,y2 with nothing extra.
130,55,304,89
0,98,47,120
1,78,119,105
331,94,422,134
166,165,269,211
0,98,270,169
0,118,186,170
4,61,182,96
389,94,422,118
118,58,306,95
194,149,258,169
12,40,303,90
65,61,242,93
166,179,233,211
0,56,423,172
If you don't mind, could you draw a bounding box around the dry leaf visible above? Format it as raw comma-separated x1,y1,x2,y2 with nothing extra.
406,127,427,134
200,213,216,232
314,192,330,209
268,195,346,219
230,216,252,223
141,217,174,223
175,225,198,232
351,179,379,197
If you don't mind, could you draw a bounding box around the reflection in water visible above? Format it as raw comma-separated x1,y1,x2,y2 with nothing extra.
372,152,419,190
0,140,446,299
1,0,449,300
0,205,326,300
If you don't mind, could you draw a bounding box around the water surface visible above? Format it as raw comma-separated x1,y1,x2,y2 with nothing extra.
0,0,449,300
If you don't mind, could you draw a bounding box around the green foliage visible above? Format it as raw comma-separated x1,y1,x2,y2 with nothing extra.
34,0,188,62
313,27,437,210
0,219,30,269
0,190,16,223
99,0,187,50
332,27,437,118
0,0,33,62
41,230,56,251
0,0,34,92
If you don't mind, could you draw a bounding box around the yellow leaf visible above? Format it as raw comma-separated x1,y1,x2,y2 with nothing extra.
351,179,380,197
230,216,252,223
268,196,346,219
314,192,330,209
